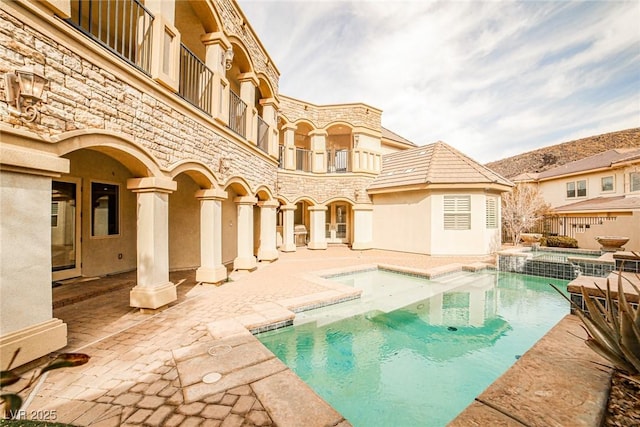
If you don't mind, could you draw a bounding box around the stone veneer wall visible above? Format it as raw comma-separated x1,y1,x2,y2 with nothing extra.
0,8,276,192
277,172,375,204
215,0,279,92
279,97,381,131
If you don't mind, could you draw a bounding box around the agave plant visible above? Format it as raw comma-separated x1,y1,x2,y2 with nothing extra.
551,264,640,376
1,349,90,419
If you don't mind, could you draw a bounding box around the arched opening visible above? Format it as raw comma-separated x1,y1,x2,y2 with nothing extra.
168,173,202,271
324,199,355,244
294,122,314,172
326,123,354,173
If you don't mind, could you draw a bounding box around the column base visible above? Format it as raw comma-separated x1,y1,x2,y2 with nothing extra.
280,243,297,253
234,256,257,271
130,282,177,310
196,265,228,284
307,241,328,250
1,319,67,369
257,248,279,262
351,241,373,250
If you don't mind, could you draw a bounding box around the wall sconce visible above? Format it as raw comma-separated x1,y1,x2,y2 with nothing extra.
219,157,231,173
222,48,234,71
4,68,48,122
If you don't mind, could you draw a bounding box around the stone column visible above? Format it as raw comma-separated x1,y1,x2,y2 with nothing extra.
239,72,259,143
280,204,297,252
308,205,328,250
352,204,374,250
257,200,279,262
234,196,258,270
201,32,232,124
309,129,327,174
259,98,279,158
0,144,69,368
282,124,297,171
127,177,177,310
195,189,228,284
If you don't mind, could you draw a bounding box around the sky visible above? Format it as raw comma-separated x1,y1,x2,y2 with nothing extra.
236,0,640,164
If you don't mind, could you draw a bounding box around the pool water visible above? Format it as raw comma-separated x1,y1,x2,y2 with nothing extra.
257,270,569,427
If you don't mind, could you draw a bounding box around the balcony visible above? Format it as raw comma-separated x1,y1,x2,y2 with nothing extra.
257,115,269,154
67,0,154,75
327,149,351,173
179,44,213,115
228,90,247,138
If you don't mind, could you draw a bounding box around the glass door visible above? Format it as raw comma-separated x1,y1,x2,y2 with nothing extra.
52,179,81,280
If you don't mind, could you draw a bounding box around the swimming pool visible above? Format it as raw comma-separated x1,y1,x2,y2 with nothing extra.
257,269,569,427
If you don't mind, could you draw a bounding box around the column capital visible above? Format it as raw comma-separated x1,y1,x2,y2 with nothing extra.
282,123,297,132
353,203,374,211
1,144,69,177
195,188,228,200
234,196,258,205
309,129,328,137
259,97,279,109
127,177,177,193
279,204,297,211
201,32,231,49
308,205,327,212
238,72,259,86
257,200,280,209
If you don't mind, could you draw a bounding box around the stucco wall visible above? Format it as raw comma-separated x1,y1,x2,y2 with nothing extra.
64,150,138,277
571,212,640,252
372,191,431,254
169,174,201,270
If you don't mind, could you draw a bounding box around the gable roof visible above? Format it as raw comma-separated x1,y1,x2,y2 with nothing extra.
368,141,512,191
538,148,640,180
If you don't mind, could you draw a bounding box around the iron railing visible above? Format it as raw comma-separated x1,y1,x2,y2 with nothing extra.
327,149,351,173
229,90,247,138
179,44,214,115
296,148,312,172
502,215,618,243
257,115,269,153
67,0,154,74
278,145,285,168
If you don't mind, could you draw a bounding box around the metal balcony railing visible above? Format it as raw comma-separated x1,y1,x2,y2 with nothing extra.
278,145,285,168
179,44,214,115
229,90,247,138
327,149,351,173
67,0,154,75
257,115,269,153
296,148,312,172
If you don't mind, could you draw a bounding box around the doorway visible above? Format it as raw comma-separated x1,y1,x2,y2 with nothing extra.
52,178,82,281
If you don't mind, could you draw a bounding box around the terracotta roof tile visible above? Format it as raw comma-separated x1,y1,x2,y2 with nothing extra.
553,195,640,212
381,127,417,147
538,148,640,179
369,141,512,190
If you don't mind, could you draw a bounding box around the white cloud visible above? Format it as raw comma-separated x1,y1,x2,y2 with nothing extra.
238,0,640,163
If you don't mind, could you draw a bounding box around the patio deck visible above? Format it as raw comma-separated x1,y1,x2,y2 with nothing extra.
4,247,611,426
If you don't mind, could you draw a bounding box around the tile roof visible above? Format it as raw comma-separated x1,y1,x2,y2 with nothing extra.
381,127,417,147
368,141,513,190
538,148,640,180
553,195,640,212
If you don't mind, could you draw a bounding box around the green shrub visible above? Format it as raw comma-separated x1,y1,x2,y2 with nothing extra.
545,235,578,248
539,236,547,247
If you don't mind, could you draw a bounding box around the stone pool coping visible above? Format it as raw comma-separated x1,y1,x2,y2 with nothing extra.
449,315,611,426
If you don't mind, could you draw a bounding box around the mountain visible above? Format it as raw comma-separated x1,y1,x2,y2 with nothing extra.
485,128,640,179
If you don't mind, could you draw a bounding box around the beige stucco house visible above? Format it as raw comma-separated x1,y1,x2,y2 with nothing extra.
514,148,640,251
0,0,511,368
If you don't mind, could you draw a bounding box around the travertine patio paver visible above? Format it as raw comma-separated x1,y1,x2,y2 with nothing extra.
7,247,611,426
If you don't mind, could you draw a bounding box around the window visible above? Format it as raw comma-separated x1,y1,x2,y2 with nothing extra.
486,197,498,229
566,180,587,198
51,202,59,227
631,172,640,192
601,176,614,192
91,182,119,236
444,195,471,230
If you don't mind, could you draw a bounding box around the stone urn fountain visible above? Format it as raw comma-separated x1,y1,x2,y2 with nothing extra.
595,236,629,252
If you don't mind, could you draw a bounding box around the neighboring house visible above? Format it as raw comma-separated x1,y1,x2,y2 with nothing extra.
0,0,509,367
368,142,513,255
513,148,640,251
